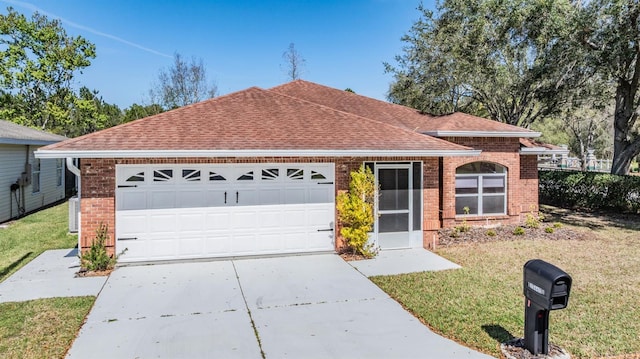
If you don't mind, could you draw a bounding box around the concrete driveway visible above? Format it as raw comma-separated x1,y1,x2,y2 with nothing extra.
67,254,493,359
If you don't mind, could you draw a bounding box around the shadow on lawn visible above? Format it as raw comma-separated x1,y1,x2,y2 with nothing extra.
0,252,33,282
482,324,516,343
540,205,640,231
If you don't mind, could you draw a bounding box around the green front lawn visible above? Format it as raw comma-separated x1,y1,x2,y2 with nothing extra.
0,203,93,359
0,297,94,359
0,202,77,283
371,212,640,358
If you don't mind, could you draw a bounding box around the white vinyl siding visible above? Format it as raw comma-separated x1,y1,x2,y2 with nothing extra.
0,144,27,222
1,145,65,222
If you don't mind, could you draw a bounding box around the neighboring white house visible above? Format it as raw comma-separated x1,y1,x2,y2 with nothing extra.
1,120,67,223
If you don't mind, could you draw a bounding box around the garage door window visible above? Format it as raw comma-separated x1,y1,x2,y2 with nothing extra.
261,168,279,180
126,172,145,182
238,171,254,181
311,171,326,180
154,169,173,182
287,168,304,180
182,169,201,182
209,172,226,181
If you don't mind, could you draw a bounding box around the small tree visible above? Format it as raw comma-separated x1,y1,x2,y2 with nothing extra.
281,43,306,81
80,223,115,272
149,53,218,110
336,165,378,258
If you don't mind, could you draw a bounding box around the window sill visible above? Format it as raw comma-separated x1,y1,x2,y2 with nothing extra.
455,214,509,221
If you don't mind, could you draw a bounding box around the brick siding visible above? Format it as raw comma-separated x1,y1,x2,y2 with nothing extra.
79,148,537,255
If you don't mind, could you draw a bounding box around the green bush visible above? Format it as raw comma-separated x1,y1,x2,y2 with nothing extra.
336,165,378,258
80,223,115,272
553,222,563,228
539,170,640,213
524,212,541,229
545,227,554,234
513,226,525,235
486,229,497,237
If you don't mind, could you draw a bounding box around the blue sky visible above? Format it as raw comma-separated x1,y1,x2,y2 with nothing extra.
1,0,434,109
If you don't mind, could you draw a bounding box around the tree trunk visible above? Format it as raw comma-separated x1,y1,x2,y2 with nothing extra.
611,139,634,175
611,81,640,175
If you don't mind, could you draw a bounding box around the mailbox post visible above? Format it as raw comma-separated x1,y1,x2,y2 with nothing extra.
523,259,572,355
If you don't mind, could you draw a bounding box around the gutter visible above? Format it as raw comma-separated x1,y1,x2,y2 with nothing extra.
36,149,482,159
423,130,541,138
520,147,570,156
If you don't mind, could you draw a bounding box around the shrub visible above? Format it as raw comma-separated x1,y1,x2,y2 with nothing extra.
553,222,562,228
545,227,554,234
524,212,541,229
456,206,471,232
513,226,525,235
80,223,115,272
539,169,640,213
486,229,497,237
336,165,378,258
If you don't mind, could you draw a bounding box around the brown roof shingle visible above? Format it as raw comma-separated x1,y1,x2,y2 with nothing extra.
41,86,472,155
271,80,538,136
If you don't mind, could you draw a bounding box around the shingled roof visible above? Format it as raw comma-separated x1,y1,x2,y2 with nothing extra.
271,80,539,137
38,86,477,158
0,120,66,145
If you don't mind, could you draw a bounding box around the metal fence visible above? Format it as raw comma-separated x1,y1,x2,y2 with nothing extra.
537,154,612,173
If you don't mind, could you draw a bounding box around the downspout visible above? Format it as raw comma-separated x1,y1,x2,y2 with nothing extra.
66,157,81,251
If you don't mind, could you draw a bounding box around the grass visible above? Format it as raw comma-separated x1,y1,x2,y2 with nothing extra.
371,210,640,359
0,202,77,283
0,297,94,359
0,203,93,358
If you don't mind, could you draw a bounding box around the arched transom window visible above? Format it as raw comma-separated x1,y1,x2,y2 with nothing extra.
455,162,507,216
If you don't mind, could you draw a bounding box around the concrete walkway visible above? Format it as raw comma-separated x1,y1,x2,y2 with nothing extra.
348,248,461,276
0,248,107,303
66,253,493,359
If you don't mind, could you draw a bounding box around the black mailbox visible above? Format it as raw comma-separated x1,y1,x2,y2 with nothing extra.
522,259,572,356
523,259,572,310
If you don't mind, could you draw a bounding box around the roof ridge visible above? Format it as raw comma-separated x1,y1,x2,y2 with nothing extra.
271,79,434,118
268,86,472,150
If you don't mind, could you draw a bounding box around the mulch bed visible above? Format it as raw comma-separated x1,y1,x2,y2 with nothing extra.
75,268,114,277
438,222,597,247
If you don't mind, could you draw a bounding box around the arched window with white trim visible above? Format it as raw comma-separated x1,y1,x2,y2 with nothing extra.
455,162,507,215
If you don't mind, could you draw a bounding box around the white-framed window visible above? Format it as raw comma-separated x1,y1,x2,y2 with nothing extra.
56,159,63,186
32,159,41,193
455,162,506,216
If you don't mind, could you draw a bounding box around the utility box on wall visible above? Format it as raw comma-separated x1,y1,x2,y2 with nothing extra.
68,196,79,233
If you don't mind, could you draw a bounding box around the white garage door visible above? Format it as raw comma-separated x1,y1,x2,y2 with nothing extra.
115,163,335,262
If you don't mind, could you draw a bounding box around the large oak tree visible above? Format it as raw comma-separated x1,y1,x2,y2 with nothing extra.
0,7,96,135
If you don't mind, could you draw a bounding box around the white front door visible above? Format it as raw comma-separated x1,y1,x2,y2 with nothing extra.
115,163,335,262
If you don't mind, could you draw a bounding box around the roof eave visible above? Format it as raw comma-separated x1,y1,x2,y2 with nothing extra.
0,139,62,146
423,130,541,138
35,149,482,159
520,147,570,156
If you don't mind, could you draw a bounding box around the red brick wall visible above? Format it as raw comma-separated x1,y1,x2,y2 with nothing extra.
79,149,538,255
440,137,538,228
